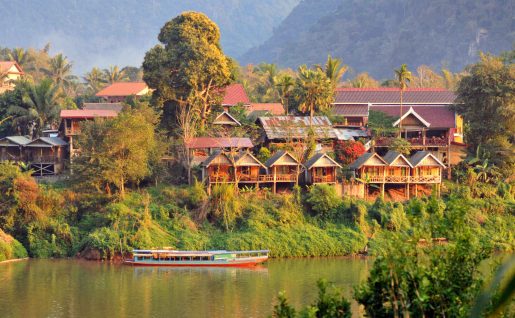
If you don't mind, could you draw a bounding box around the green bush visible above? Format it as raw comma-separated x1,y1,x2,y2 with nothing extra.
305,184,342,216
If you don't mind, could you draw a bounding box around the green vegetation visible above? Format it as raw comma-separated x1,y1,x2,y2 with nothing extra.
272,279,351,318
0,229,28,262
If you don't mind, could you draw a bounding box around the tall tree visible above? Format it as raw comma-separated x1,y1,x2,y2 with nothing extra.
103,65,128,84
142,12,232,131
454,53,515,174
8,48,32,67
394,64,412,134
320,55,347,88
7,79,60,138
293,65,333,125
83,67,106,94
44,53,76,90
74,104,160,198
275,74,295,114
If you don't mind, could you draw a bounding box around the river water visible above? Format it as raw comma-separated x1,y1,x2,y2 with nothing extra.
0,258,369,318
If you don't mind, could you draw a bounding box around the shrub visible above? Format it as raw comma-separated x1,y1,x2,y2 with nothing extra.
334,140,366,166
305,184,342,216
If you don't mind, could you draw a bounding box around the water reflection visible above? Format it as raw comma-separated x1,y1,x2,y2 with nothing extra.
1,257,369,318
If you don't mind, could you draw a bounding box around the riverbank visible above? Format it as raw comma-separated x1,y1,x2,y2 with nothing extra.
0,229,28,262
0,161,514,260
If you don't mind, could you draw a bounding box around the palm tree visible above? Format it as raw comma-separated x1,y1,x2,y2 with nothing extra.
394,64,412,135
84,67,107,93
44,54,77,90
104,65,128,84
275,74,295,114
321,55,347,87
8,79,60,138
296,65,333,126
8,48,32,67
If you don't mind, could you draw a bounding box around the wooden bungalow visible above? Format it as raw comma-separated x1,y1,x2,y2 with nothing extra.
349,150,444,200
304,153,341,184
186,137,253,166
257,116,337,153
0,136,31,162
59,109,119,157
264,150,302,193
24,137,67,176
409,151,445,197
201,151,267,192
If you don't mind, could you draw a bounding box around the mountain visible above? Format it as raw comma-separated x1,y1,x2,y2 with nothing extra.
0,0,300,74
241,0,515,78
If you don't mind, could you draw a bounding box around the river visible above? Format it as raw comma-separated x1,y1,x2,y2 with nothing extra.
0,258,370,318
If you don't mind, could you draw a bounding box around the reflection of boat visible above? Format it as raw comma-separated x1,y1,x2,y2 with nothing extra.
125,250,269,267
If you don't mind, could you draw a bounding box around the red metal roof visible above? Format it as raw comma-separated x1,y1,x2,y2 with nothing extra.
370,105,455,129
60,109,119,119
222,84,250,105
0,61,24,74
334,88,456,104
185,137,253,149
248,103,285,115
333,104,369,117
96,82,148,97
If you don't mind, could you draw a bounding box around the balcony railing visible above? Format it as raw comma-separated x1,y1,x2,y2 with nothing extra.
208,173,297,183
313,175,336,183
363,175,441,183
29,155,61,163
375,137,448,147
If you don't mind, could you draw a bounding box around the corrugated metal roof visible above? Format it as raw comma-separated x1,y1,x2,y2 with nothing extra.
334,128,368,141
96,82,148,97
82,103,124,112
185,137,253,149
258,116,336,140
60,109,119,119
247,103,284,115
333,104,369,116
334,88,456,104
222,84,250,105
213,112,241,126
0,136,31,145
26,137,67,147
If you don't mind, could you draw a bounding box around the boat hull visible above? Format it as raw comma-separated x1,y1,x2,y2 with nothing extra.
124,256,268,267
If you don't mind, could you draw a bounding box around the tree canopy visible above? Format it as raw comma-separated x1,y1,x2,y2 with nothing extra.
143,12,232,132
454,53,515,174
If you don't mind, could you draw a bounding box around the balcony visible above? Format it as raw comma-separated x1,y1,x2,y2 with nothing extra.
208,173,297,183
0,155,23,162
29,155,60,163
363,175,441,184
374,136,448,147
313,175,336,183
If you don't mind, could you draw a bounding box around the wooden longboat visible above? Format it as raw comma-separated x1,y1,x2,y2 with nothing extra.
124,249,270,267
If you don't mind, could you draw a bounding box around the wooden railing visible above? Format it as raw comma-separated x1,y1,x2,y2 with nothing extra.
275,174,297,182
375,137,448,147
29,155,61,163
364,175,441,183
208,174,297,183
313,175,336,183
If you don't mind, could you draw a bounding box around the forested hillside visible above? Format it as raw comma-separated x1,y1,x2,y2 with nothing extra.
241,0,514,78
0,0,299,73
